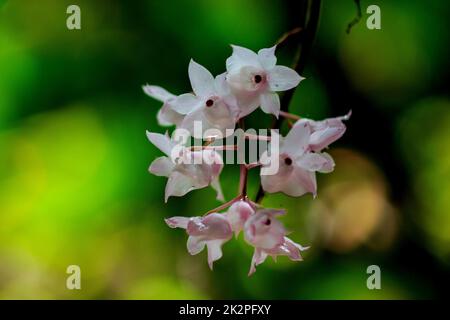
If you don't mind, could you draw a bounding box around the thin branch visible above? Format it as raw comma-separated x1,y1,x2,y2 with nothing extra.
203,194,244,215
238,164,248,196
275,27,303,49
346,0,362,34
279,110,301,121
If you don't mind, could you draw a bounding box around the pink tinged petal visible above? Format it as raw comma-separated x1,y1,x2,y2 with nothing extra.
171,93,202,115
260,158,293,192
164,171,201,202
227,201,255,236
308,111,351,151
187,236,206,255
214,73,231,96
244,210,285,250
211,177,224,202
176,153,218,187
226,45,260,72
293,167,317,197
318,152,335,173
187,213,232,240
248,248,268,276
282,120,311,157
268,65,303,91
142,85,175,102
280,238,303,261
206,239,225,270
202,99,237,133
309,126,345,152
149,156,175,177
203,150,224,177
260,93,280,118
179,107,209,138
257,208,286,217
296,152,335,173
164,216,190,229
146,131,173,156
266,237,309,261
261,160,315,197
157,102,184,127
258,46,277,70
233,91,261,118
188,59,216,97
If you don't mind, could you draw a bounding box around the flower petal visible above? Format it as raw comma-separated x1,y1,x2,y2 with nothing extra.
258,46,277,70
206,239,225,270
165,216,190,229
210,177,225,202
187,236,206,255
142,85,175,102
243,209,285,250
146,131,173,156
226,45,260,72
188,59,216,97
260,92,280,118
248,248,268,276
296,152,335,173
171,93,202,115
157,102,184,126
149,156,175,177
268,65,303,91
293,167,317,197
261,162,315,197
179,107,209,138
226,200,254,236
214,72,230,96
282,119,311,157
308,111,351,151
164,171,200,202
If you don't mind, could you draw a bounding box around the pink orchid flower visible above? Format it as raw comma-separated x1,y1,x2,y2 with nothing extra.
260,119,336,197
147,131,224,202
243,208,308,275
171,60,239,138
165,213,233,269
225,45,303,118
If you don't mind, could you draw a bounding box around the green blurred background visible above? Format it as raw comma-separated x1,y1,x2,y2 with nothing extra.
0,0,449,299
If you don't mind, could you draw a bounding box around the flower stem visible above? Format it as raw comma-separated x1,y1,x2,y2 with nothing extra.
203,194,244,215
279,111,301,121
239,163,248,196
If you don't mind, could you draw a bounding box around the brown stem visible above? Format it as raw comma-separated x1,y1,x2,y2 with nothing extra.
239,164,248,196
204,194,244,215
279,110,301,121
255,0,322,203
276,27,303,48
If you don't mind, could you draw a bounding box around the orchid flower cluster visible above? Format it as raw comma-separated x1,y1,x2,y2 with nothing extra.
144,45,350,275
